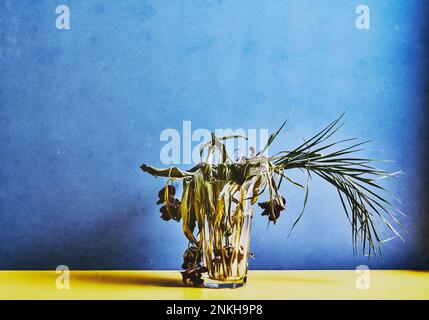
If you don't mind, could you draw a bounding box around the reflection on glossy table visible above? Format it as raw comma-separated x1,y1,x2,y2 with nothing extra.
0,270,428,300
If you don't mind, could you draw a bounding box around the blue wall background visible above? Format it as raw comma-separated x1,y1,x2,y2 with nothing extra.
1,0,428,270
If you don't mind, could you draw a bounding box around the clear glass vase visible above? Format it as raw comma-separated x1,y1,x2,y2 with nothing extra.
202,181,254,288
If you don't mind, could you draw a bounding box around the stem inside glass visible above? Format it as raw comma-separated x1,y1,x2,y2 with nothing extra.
202,181,253,286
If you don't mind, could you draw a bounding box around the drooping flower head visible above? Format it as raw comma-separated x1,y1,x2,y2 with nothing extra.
258,196,286,223
157,186,181,221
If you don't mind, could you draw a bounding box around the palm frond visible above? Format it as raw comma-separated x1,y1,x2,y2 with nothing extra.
271,116,402,255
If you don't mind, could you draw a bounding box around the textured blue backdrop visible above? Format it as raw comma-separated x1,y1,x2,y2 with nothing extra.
0,0,428,270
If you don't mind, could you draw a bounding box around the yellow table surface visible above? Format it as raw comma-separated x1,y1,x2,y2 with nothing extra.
0,270,428,300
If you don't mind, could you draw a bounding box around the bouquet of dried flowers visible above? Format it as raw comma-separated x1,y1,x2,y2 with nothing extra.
140,115,402,287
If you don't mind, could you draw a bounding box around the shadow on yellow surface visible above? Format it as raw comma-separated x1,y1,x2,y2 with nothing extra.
70,270,334,288
71,271,183,288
